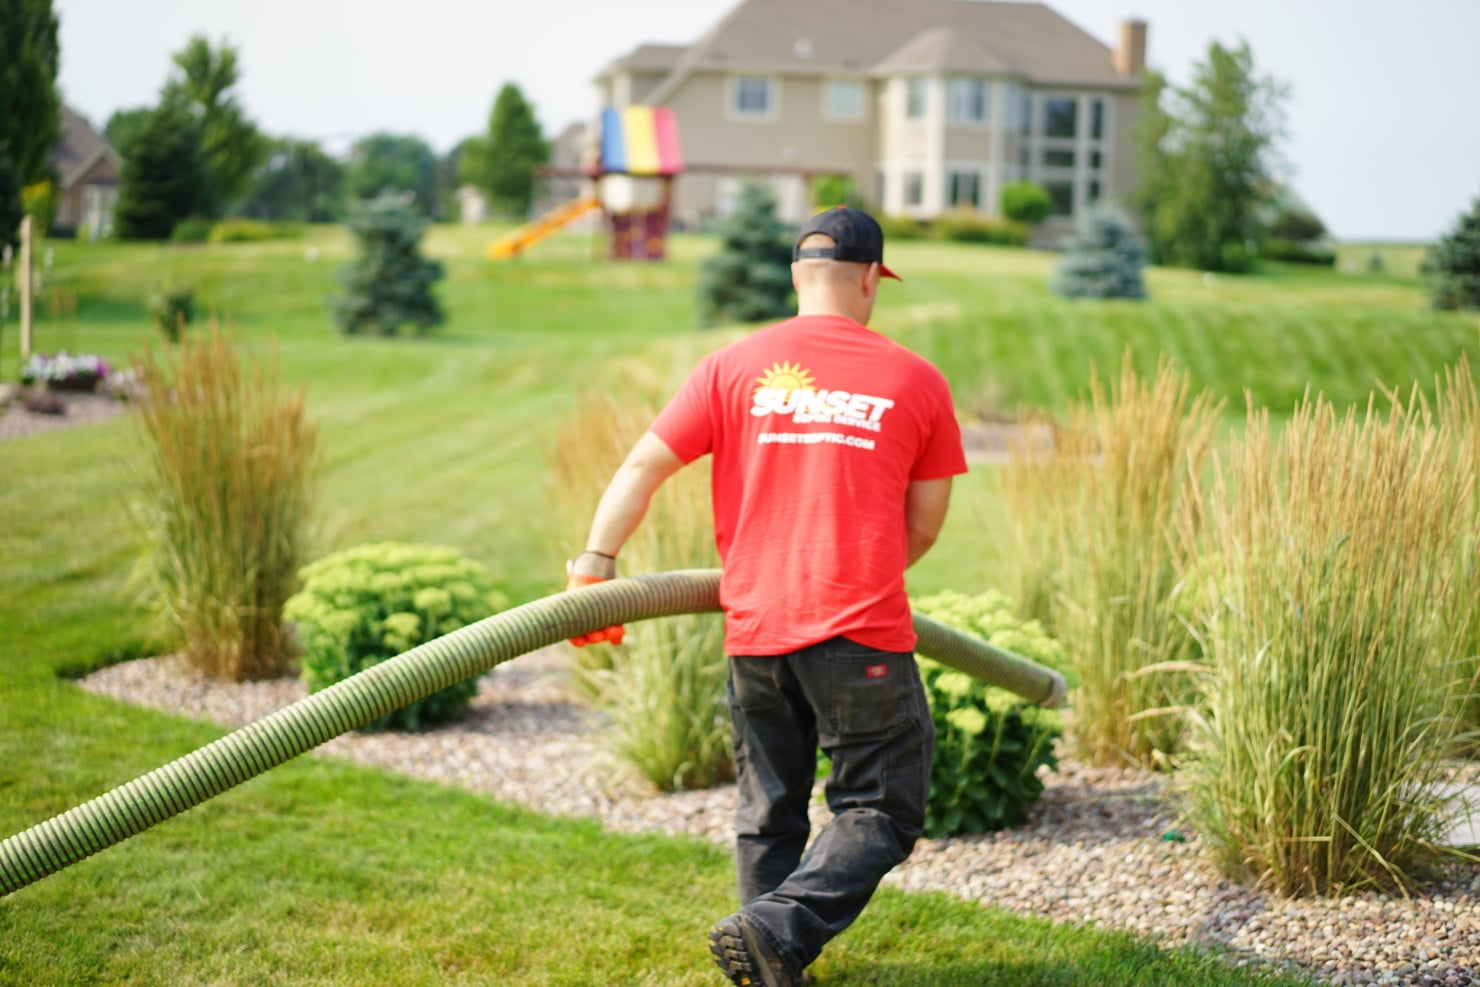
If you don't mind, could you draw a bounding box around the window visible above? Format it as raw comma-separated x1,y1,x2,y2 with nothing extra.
948,77,988,124
824,80,866,121
1091,99,1105,140
906,78,929,119
1043,97,1077,138
1019,92,1032,135
949,170,981,208
1043,149,1076,169
1090,150,1103,169
1088,180,1102,204
904,171,924,206
1045,180,1074,216
731,76,775,118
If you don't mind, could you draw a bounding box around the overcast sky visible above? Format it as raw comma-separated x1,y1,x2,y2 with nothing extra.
53,0,1480,241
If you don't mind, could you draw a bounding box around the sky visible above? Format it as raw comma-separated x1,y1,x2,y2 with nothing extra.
52,0,1480,242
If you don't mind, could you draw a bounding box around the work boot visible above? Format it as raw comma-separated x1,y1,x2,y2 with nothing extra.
708,912,798,987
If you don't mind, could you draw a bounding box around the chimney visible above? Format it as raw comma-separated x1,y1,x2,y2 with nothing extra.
1113,19,1148,76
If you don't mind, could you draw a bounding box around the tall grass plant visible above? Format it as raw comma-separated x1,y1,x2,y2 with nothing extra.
1178,387,1478,895
548,391,731,791
1001,356,1220,765
132,325,318,680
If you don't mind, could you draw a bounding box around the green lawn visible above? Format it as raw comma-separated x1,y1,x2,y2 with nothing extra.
4,225,1471,985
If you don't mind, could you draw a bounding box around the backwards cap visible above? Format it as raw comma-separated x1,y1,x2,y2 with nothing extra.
792,207,902,281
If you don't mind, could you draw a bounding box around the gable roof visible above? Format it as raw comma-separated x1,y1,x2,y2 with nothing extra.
52,106,122,190
643,0,1136,105
595,43,688,81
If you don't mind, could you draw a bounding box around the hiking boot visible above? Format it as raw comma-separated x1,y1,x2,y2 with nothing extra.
708,912,798,987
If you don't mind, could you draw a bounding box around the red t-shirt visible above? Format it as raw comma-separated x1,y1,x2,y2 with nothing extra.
650,314,967,655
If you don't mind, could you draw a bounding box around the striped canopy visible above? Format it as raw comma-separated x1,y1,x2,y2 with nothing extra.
597,106,684,176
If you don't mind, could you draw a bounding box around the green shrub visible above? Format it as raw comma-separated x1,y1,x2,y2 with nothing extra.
933,210,1028,247
169,217,213,244
147,280,195,342
133,327,318,681
284,542,509,731
911,589,1068,836
1259,238,1335,266
876,215,930,241
999,181,1053,226
209,218,300,243
810,174,865,211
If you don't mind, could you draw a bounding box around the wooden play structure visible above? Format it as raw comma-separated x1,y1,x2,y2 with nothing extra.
486,106,684,262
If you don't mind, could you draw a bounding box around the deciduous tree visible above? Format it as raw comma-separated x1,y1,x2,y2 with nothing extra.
162,35,267,214
1133,42,1287,273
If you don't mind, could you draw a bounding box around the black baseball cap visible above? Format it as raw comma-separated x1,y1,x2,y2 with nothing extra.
793,206,902,281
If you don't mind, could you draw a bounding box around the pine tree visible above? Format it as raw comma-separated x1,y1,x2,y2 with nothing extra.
697,182,795,325
481,83,549,217
333,192,445,336
1051,203,1148,299
1431,197,1480,311
114,103,208,240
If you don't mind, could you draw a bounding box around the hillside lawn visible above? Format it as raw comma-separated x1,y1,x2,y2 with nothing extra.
2,223,1473,985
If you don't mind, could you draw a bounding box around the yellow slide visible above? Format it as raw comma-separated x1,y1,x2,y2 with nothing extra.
486,196,601,260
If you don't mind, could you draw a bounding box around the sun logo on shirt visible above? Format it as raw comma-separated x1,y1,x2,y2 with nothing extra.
755,361,816,396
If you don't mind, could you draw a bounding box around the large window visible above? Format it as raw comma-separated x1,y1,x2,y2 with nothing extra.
1043,97,1078,138
906,78,929,120
730,76,776,119
824,80,866,121
948,77,988,124
904,171,924,206
949,170,981,208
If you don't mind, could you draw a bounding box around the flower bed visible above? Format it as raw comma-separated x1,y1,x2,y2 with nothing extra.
20,352,111,393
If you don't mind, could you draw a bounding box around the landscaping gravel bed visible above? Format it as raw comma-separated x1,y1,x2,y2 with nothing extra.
78,650,1479,986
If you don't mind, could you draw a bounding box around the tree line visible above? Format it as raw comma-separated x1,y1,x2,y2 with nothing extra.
0,5,552,241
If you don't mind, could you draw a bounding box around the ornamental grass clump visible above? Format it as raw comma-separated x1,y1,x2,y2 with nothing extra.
1177,386,1479,896
912,589,1069,836
1002,355,1220,767
549,391,731,791
284,543,509,731
1436,354,1480,746
132,326,317,681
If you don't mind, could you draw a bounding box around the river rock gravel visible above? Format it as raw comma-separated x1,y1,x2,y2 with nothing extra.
76,650,1480,986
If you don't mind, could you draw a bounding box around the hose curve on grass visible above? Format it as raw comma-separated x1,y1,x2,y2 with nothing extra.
0,569,1066,898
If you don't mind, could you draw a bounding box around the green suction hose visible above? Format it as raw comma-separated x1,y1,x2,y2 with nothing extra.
0,568,1065,898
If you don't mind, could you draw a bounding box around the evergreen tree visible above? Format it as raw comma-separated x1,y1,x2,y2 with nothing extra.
104,107,155,160
346,133,440,218
0,0,60,185
480,83,549,217
697,182,795,325
0,155,21,250
1051,203,1148,299
1134,42,1287,273
161,36,267,214
114,103,208,240
1431,196,1480,311
333,192,445,336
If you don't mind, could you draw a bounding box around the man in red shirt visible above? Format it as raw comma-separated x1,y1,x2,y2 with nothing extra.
566,207,967,986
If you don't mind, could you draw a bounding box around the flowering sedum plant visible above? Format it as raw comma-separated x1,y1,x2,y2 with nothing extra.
284,542,509,731
20,351,111,390
911,589,1071,836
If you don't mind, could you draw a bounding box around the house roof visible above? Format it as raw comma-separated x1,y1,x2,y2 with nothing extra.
52,105,122,190
595,43,688,81
642,0,1137,101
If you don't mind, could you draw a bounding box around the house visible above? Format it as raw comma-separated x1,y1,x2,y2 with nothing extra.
49,106,122,240
591,0,1147,236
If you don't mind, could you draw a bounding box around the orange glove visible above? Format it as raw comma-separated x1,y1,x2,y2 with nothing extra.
565,552,625,647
